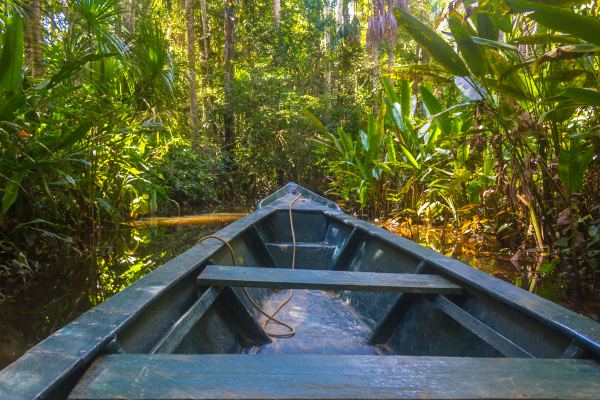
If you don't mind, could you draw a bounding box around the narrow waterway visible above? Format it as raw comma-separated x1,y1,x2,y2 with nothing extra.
0,209,529,371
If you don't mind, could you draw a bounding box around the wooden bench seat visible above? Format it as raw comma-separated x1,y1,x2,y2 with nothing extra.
197,265,463,294
69,354,600,399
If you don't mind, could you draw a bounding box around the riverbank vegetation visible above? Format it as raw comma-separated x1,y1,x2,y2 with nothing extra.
1,0,599,320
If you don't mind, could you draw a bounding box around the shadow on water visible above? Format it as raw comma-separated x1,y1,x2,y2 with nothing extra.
0,210,249,371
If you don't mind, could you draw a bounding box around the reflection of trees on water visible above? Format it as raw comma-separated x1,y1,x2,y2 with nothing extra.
0,219,234,371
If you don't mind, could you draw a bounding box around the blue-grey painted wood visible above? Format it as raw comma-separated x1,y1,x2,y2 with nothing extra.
430,295,534,358
367,262,427,345
198,265,463,294
151,286,223,354
323,210,600,356
69,354,600,400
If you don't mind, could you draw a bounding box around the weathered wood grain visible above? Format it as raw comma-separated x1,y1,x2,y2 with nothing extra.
151,286,222,354
69,354,600,399
197,265,463,294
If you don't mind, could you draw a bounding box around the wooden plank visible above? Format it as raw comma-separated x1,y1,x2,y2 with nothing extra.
431,295,534,358
197,265,463,294
367,262,427,344
150,286,222,354
69,354,600,400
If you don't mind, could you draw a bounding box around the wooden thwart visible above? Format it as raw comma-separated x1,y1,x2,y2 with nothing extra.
69,354,600,400
197,265,463,294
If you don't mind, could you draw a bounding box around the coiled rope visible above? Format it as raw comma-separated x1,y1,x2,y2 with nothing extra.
196,193,302,338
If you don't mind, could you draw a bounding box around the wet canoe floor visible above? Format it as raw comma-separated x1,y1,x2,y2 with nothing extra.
244,290,380,355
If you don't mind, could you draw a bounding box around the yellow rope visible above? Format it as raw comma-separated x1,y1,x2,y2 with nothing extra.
196,193,302,338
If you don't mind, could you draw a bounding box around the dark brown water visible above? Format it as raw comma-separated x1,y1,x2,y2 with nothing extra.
0,210,251,371
0,210,529,371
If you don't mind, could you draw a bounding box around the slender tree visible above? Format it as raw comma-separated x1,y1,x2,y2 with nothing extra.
324,0,331,93
31,0,44,78
185,0,199,141
274,0,281,25
224,0,236,150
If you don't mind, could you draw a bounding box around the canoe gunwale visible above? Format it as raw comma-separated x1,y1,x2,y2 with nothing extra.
3,183,600,400
322,209,600,357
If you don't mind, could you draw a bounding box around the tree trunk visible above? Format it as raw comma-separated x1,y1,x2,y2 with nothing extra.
199,0,210,65
185,0,199,143
274,0,281,25
31,0,44,78
224,0,236,150
334,0,343,98
128,0,136,34
324,0,331,94
373,53,379,115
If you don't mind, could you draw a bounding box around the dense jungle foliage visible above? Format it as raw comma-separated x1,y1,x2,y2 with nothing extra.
1,0,600,318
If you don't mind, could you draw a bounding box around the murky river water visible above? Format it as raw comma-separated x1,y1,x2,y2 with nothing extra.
0,209,528,371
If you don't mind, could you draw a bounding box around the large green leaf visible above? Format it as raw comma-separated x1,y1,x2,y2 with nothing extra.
2,172,26,214
382,76,400,104
558,139,586,193
400,145,419,169
365,105,386,169
553,88,600,106
505,0,600,46
449,14,488,77
0,14,24,93
400,80,411,120
392,6,469,77
476,13,499,41
420,86,452,136
510,34,580,45
302,108,344,156
58,122,94,150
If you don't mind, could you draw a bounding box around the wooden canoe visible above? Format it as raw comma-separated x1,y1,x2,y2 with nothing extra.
2,183,600,400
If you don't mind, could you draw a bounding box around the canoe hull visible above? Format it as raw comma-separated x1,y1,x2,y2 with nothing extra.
1,183,600,400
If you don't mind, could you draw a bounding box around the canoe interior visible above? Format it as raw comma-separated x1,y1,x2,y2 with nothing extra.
3,184,600,400
115,207,597,360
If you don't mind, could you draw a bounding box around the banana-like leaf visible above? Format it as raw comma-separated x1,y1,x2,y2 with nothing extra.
337,127,355,162
471,37,520,61
486,49,531,99
420,86,452,136
384,97,406,134
0,14,24,93
365,105,386,169
476,12,499,41
302,108,344,156
532,45,600,74
385,133,397,164
498,61,533,84
400,145,419,169
382,76,401,104
392,6,469,77
449,13,488,77
510,33,580,45
477,0,512,33
558,139,591,193
553,88,600,106
505,0,600,46
400,80,411,120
